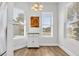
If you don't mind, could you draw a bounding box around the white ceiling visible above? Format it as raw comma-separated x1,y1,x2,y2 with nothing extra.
14,2,58,12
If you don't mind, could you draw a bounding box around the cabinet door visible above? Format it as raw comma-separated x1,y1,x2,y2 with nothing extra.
27,36,35,47
33,35,39,47
27,34,40,48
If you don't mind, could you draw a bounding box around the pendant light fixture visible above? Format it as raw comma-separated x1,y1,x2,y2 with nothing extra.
32,3,44,11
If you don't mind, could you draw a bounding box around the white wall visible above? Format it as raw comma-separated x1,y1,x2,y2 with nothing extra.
26,2,58,45
58,2,79,56
7,3,14,56
13,2,58,50
0,3,7,55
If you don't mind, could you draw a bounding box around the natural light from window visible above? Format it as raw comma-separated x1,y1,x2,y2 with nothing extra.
13,8,25,38
41,12,53,37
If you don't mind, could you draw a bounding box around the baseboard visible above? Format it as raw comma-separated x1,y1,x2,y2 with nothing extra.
14,43,58,50
59,45,75,56
40,43,58,46
14,44,27,50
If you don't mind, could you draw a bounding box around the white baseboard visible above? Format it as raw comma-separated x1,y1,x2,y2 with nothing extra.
59,45,75,56
14,44,27,50
14,43,58,50
40,43,58,46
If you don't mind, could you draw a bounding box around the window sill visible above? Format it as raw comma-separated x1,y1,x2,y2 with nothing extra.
41,36,53,38
13,36,25,39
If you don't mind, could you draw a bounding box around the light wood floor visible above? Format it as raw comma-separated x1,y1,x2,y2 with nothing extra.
14,46,69,56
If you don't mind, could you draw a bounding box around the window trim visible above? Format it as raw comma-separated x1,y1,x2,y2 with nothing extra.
13,8,26,38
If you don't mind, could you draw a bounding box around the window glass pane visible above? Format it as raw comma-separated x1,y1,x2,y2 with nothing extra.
65,3,79,41
42,14,51,25
13,8,24,23
42,25,51,35
13,8,24,37
66,20,79,40
42,13,53,36
13,24,24,36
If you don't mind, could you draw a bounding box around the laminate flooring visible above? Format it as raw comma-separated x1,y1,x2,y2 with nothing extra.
14,46,69,56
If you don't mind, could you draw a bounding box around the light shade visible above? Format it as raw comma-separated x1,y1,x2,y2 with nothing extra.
32,3,43,11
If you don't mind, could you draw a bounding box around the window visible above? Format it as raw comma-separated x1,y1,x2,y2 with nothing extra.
65,3,79,41
41,12,53,37
13,8,25,38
